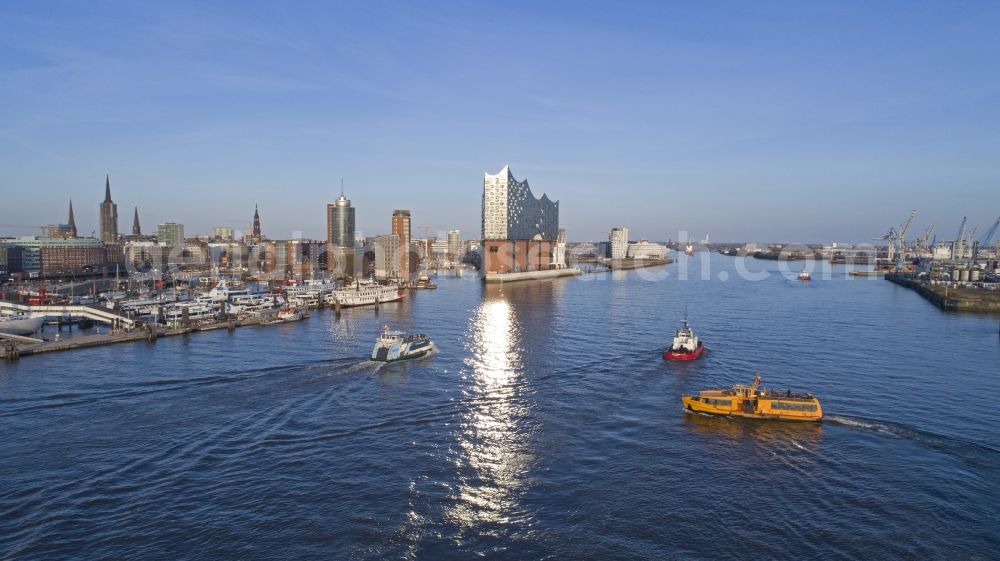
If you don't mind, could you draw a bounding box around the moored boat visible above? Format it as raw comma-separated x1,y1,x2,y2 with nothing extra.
682,373,823,422
663,313,705,360
0,315,45,335
275,307,305,323
328,280,402,308
371,326,435,362
684,243,694,256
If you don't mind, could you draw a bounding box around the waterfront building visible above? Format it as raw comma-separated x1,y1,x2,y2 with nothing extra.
99,175,119,244
392,210,413,282
157,223,185,249
610,227,629,259
3,236,106,274
373,234,400,279
327,192,356,248
430,239,449,259
447,230,461,261
481,165,564,276
627,239,666,259
412,238,429,263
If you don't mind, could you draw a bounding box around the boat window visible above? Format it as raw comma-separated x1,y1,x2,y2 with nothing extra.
769,402,817,412
703,398,732,407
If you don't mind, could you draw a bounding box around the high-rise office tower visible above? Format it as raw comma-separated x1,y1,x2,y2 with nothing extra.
327,192,356,247
392,209,412,282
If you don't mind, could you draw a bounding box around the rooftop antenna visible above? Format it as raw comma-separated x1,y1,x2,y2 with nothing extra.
340,178,344,197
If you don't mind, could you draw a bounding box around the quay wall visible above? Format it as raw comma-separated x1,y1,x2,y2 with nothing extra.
885,273,1000,313
483,268,582,284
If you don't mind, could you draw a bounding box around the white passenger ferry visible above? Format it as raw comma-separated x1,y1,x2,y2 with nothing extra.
327,281,402,308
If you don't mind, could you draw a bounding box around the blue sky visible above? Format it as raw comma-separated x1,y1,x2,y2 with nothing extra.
1,1,998,243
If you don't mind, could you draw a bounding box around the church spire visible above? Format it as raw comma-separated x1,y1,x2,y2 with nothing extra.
251,204,262,243
132,206,141,236
104,174,112,203
68,200,77,238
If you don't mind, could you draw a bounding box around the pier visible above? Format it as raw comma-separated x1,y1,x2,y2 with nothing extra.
0,301,134,329
1,317,279,360
606,257,673,270
885,273,1000,312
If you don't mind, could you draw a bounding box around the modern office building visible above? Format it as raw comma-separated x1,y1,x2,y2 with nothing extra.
3,236,106,274
447,229,461,261
610,227,629,259
327,192,356,248
157,223,185,249
99,175,119,244
392,209,412,282
430,238,449,258
481,165,564,276
627,239,666,259
373,234,400,279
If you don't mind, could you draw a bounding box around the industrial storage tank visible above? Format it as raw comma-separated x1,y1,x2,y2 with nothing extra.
970,269,981,282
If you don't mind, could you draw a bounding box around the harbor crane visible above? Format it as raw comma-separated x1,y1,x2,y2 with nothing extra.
915,224,935,255
952,217,967,260
897,209,917,259
973,215,1000,263
873,209,916,264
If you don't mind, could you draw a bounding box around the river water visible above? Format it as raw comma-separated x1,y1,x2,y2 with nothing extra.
2,253,998,560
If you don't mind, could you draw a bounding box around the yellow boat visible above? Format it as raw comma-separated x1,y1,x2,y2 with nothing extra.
682,373,823,422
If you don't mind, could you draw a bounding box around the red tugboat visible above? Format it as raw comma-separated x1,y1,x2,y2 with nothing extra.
663,313,706,361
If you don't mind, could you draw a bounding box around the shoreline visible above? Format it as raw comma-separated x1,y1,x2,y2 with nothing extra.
885,273,1000,313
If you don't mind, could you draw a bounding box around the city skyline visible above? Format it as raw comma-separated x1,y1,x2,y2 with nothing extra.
1,2,999,242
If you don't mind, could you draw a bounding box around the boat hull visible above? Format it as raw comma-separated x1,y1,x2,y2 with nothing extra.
664,342,705,361
373,343,436,363
681,395,822,422
0,316,45,335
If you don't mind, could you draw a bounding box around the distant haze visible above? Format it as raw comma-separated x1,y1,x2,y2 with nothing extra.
1,2,998,243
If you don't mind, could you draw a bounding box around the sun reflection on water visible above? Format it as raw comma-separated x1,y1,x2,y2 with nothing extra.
447,293,535,533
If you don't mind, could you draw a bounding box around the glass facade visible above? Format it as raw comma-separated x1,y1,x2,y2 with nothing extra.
482,165,559,241
327,195,356,248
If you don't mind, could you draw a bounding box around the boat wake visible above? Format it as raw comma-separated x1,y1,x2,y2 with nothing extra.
825,414,1000,459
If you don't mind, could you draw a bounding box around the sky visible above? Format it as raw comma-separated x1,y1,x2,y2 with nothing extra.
1,0,998,244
